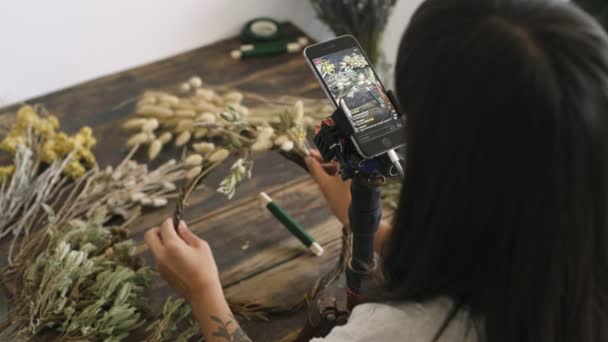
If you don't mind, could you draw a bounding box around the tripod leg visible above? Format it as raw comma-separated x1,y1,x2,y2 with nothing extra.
346,177,383,309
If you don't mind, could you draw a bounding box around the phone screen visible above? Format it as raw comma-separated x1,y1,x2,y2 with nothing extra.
312,47,403,144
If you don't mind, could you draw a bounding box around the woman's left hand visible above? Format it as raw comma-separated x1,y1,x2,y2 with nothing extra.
145,218,221,302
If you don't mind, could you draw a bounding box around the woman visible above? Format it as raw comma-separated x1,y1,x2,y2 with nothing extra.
144,0,608,340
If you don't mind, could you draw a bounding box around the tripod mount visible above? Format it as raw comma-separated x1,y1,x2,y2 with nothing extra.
296,90,404,341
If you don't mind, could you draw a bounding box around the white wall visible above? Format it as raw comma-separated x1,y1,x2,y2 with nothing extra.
0,0,422,106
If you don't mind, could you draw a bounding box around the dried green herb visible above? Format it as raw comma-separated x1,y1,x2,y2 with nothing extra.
146,297,201,342
1,208,154,341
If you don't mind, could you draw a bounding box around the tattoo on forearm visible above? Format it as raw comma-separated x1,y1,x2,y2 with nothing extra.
210,314,252,342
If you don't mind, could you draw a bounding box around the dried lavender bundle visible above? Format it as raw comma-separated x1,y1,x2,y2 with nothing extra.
310,0,397,65
0,209,154,341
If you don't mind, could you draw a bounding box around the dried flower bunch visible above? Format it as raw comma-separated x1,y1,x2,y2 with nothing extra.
0,105,96,180
0,106,98,263
0,109,189,341
0,208,154,342
0,140,184,264
123,76,322,199
310,0,397,65
0,106,107,260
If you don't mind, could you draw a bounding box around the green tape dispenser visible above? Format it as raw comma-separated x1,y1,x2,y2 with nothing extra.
231,17,309,59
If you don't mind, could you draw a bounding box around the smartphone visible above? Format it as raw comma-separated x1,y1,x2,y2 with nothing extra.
304,35,405,158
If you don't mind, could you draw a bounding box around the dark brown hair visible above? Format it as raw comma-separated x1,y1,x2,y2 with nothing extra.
382,0,608,341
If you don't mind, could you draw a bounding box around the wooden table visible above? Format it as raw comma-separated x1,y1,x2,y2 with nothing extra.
0,24,346,341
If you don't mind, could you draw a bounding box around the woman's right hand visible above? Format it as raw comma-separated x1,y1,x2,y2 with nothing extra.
305,150,351,226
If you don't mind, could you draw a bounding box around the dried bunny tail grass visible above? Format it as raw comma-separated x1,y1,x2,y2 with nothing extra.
175,131,191,147
136,105,173,117
223,91,244,104
123,118,148,130
192,142,215,154
185,166,202,180
148,139,163,160
179,82,192,94
293,100,304,124
208,148,230,164
158,131,173,144
127,132,154,147
175,109,196,118
176,119,195,132
197,112,216,123
141,118,159,132
184,154,203,166
193,128,208,139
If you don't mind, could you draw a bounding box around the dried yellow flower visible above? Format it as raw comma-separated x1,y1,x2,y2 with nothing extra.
0,106,97,179
0,165,15,182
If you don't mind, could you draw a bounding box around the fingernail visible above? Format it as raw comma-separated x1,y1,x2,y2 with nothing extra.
179,220,187,230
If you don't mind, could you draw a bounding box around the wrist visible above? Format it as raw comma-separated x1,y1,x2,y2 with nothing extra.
189,276,222,302
188,280,228,319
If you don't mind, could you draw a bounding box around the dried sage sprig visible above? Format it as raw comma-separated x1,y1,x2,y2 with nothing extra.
0,208,154,342
146,297,201,342
217,158,254,200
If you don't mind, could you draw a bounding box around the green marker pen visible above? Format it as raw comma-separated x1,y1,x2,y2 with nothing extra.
260,192,324,256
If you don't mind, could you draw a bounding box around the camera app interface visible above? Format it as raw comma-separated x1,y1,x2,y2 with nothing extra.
313,47,402,143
